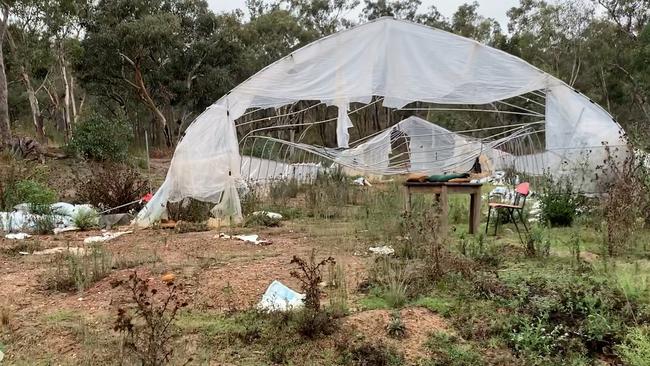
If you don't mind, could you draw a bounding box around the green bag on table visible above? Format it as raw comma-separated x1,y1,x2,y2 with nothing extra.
426,173,470,182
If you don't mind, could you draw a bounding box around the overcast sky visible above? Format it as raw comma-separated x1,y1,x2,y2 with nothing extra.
206,0,522,28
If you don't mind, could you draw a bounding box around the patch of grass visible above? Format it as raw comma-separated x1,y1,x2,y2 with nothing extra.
45,309,80,324
339,339,405,366
112,249,161,270
413,296,453,317
1,240,43,255
43,245,112,292
359,292,390,310
176,311,245,338
424,331,484,366
615,326,650,366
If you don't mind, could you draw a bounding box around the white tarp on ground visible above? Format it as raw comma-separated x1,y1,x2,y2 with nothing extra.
258,280,305,311
136,17,625,226
1,203,96,233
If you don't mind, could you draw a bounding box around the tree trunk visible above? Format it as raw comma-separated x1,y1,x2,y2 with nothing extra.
70,75,77,122
59,44,72,141
0,6,11,146
133,64,170,146
23,68,45,142
7,31,45,143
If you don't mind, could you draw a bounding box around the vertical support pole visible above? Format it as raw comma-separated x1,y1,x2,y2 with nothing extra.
145,130,151,193
469,188,481,235
440,185,449,237
403,186,412,213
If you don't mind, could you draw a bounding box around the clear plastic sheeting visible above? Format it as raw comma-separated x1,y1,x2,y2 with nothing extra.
136,17,625,227
258,280,305,311
240,156,322,183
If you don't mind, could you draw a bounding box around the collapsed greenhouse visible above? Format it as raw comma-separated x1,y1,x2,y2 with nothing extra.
136,17,627,226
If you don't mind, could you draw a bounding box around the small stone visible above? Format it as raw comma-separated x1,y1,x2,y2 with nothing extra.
161,273,176,283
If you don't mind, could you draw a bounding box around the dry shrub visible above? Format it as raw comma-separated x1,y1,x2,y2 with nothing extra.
114,271,189,366
402,209,446,279
289,251,338,339
77,164,149,213
290,250,335,311
597,145,650,256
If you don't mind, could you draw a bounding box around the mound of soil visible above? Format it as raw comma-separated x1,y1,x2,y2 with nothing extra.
343,307,450,362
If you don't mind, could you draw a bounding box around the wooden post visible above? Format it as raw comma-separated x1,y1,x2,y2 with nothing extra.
440,185,448,236
403,186,411,213
469,189,481,234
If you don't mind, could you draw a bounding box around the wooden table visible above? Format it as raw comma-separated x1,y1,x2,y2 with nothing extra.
403,182,483,234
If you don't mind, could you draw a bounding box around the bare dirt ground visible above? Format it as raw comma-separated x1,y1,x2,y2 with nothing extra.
0,218,448,364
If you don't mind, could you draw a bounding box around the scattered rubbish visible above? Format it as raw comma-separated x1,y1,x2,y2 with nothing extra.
353,177,372,186
161,273,176,283
53,227,79,235
4,233,31,240
258,280,305,311
369,245,395,255
0,349,4,362
489,186,511,198
33,247,87,256
217,232,272,245
18,251,29,255
252,211,283,220
83,230,133,244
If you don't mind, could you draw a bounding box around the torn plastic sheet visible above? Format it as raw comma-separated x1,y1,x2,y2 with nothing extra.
83,231,133,244
258,280,305,311
217,233,272,245
369,245,395,255
5,233,31,240
33,247,88,256
252,211,283,220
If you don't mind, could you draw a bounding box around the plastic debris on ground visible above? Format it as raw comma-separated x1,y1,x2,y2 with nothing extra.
257,280,305,311
0,202,98,233
53,227,79,235
33,247,87,256
489,186,511,199
352,177,372,186
252,211,283,220
368,245,395,255
4,233,31,240
217,233,272,245
83,230,133,244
